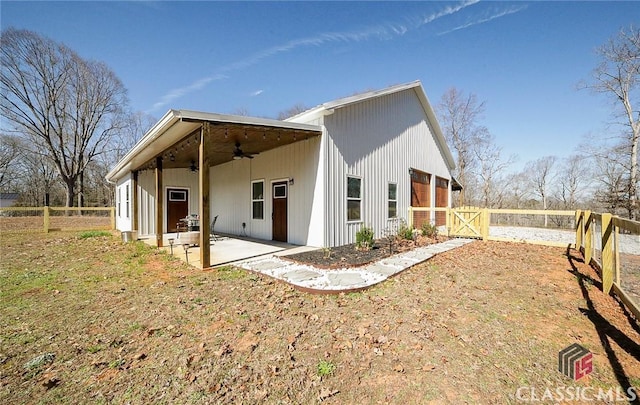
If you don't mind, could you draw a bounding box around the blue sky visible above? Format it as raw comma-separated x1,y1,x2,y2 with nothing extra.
2,1,638,167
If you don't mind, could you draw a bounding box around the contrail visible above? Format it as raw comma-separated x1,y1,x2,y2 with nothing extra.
147,0,480,113
437,4,527,36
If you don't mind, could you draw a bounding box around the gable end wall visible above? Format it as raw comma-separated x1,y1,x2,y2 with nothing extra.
323,88,452,247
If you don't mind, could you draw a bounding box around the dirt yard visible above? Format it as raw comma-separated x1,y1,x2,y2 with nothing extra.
1,232,639,404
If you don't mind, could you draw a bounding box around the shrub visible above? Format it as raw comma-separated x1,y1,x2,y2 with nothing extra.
397,223,414,240
421,222,438,238
356,226,375,250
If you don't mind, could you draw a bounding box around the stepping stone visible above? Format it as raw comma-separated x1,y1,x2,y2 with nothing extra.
249,260,285,271
327,272,365,287
365,263,401,277
283,269,322,283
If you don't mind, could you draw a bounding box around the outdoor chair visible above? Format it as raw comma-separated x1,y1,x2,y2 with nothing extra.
210,215,218,242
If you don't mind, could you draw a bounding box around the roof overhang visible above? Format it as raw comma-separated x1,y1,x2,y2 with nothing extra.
106,110,322,182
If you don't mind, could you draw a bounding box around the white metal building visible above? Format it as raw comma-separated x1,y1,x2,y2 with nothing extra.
106,80,456,268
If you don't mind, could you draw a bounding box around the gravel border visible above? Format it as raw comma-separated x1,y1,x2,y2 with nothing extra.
489,226,640,255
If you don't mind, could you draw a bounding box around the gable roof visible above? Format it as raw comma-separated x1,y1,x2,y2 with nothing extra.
287,80,455,170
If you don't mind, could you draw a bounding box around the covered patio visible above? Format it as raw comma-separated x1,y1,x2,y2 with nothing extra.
144,233,317,268
107,110,322,268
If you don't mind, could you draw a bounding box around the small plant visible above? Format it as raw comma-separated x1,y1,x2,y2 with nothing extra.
87,345,103,354
356,226,375,250
108,358,125,369
397,223,414,240
316,360,336,378
322,247,332,259
421,222,438,238
79,230,111,239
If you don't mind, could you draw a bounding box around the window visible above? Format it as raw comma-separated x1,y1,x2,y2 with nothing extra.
273,184,286,198
347,176,361,222
168,190,187,201
388,183,397,218
252,180,264,220
125,185,130,218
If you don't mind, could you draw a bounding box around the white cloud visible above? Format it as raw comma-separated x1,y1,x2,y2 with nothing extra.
250,89,264,97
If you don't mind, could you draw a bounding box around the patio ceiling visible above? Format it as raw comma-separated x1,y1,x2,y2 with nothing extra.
106,110,322,181
140,121,320,171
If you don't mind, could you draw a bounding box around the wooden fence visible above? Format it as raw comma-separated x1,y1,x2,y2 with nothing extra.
408,206,640,320
575,210,640,320
0,206,115,233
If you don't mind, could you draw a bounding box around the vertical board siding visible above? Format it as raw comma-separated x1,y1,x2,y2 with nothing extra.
136,168,198,237
211,137,322,246
323,88,452,247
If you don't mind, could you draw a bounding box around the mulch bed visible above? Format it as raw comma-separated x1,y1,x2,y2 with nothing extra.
283,235,446,269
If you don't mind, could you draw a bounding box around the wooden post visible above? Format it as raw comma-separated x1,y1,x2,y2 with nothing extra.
481,208,490,240
155,156,164,247
132,171,139,232
601,213,614,294
199,122,211,269
110,207,116,230
445,207,451,237
575,210,583,250
408,206,413,229
584,210,592,265
43,206,50,233
614,217,620,286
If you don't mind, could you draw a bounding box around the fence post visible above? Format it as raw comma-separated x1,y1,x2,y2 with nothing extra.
110,207,116,230
481,208,490,240
445,207,451,237
601,213,614,294
584,210,592,265
614,216,620,286
43,206,50,233
575,210,583,250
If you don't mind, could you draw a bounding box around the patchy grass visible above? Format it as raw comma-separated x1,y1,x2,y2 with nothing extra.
0,232,638,404
77,230,112,239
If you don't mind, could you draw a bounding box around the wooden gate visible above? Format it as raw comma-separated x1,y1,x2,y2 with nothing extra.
449,206,485,239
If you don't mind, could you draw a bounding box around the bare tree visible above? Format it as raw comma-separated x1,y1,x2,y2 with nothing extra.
437,88,487,206
583,25,640,219
525,156,557,226
277,103,309,120
473,134,516,207
556,154,591,210
503,170,532,209
0,134,21,191
0,28,128,207
18,145,61,206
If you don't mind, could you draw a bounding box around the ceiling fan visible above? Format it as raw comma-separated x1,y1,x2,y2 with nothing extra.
189,160,198,172
232,142,257,160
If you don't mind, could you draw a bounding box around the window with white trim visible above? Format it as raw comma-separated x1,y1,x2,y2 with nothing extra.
125,184,130,218
252,180,264,220
347,176,361,222
117,187,121,217
388,182,397,218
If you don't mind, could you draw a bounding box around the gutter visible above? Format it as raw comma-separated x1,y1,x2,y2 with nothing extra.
105,110,181,182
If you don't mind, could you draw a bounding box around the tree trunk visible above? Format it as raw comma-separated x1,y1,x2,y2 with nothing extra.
64,178,75,209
